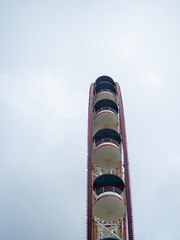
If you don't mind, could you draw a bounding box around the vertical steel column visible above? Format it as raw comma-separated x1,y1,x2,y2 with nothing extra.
87,79,134,240
116,83,134,240
87,84,94,240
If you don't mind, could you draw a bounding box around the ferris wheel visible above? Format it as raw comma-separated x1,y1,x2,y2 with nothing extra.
87,76,134,240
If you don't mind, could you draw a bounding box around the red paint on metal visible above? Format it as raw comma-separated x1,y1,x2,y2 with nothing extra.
95,143,120,152
96,110,118,118
95,194,124,203
96,91,115,97
123,217,127,240
87,80,134,240
87,84,94,240
116,83,134,240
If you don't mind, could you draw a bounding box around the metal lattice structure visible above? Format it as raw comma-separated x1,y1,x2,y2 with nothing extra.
87,76,134,240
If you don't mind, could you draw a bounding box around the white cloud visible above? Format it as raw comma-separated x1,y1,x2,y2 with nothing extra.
0,70,88,147
0,1,180,239
139,70,162,88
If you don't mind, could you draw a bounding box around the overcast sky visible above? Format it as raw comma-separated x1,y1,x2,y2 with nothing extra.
0,0,180,239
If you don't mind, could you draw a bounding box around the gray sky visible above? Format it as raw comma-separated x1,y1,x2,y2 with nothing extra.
0,0,180,239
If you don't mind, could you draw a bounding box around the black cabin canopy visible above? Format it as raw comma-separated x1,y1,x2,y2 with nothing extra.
94,82,116,95
94,99,118,112
95,76,115,86
93,129,121,142
93,174,124,193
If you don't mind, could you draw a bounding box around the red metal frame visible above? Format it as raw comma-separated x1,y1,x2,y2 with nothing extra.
87,83,94,240
87,81,134,240
116,82,134,240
